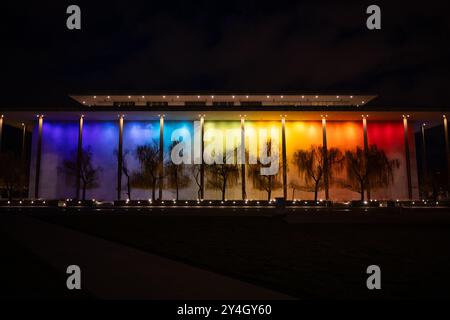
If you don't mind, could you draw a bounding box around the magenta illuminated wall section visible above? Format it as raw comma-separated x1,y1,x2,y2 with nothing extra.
367,121,419,199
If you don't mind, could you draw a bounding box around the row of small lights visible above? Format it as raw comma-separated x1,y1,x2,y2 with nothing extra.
4,113,443,129
5,200,46,205
3,199,442,206
4,114,443,135
92,95,355,99
83,95,362,105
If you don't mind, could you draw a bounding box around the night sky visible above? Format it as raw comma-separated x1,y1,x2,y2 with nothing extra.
1,0,449,108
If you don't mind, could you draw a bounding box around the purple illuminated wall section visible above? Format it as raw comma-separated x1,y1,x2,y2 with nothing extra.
30,121,79,199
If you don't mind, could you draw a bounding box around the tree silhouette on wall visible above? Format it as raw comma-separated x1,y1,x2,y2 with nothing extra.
61,146,102,201
288,180,302,200
343,145,400,201
166,141,190,200
114,149,132,200
206,148,240,201
292,145,343,201
247,140,282,201
131,140,161,201
190,164,202,200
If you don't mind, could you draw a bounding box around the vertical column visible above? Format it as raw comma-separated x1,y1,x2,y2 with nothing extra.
21,122,27,199
0,115,3,152
76,115,84,200
403,115,413,200
159,114,164,200
421,123,428,199
200,115,205,200
444,115,450,196
117,115,124,200
34,115,44,199
281,116,287,200
240,116,246,200
21,123,26,164
362,116,371,200
322,115,329,200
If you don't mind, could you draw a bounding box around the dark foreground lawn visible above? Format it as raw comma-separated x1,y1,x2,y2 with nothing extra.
0,230,90,300
18,206,450,299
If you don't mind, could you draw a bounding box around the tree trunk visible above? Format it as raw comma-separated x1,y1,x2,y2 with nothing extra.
268,176,272,201
126,175,131,201
152,180,156,201
314,180,319,202
7,187,13,201
222,177,227,201
360,180,365,202
175,170,179,201
82,184,86,201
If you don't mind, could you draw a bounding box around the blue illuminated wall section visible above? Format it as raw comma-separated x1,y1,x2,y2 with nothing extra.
122,121,160,200
163,121,195,200
82,121,119,200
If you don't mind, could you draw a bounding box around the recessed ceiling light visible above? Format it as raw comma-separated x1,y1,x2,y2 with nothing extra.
128,96,131,99
350,95,353,99
246,95,249,98
267,95,270,99
163,95,166,99
315,95,318,98
142,96,145,98
93,96,96,99
107,96,110,99
232,95,235,99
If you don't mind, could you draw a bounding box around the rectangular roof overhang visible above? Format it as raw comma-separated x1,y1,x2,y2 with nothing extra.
69,94,377,108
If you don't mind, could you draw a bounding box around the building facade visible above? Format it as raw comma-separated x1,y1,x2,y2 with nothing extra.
1,94,449,202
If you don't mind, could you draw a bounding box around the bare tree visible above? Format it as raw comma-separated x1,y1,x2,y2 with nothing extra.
131,140,161,201
206,149,240,201
292,145,343,201
248,163,282,201
343,145,400,201
62,146,102,201
288,180,302,200
0,152,26,200
191,164,202,200
247,141,281,201
114,149,132,200
166,141,190,200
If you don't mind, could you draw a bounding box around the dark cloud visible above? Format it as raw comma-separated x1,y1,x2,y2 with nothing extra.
1,0,449,107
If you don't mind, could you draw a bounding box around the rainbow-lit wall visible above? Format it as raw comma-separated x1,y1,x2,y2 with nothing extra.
28,119,419,201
